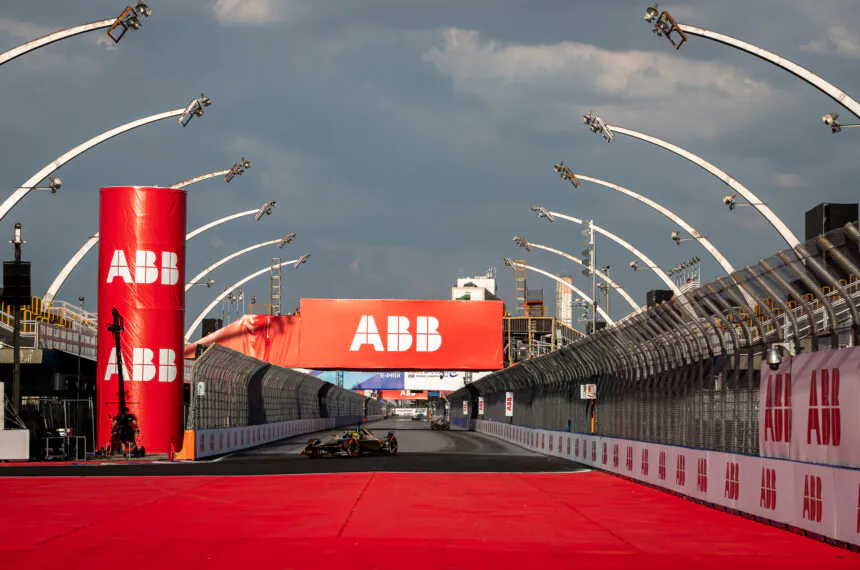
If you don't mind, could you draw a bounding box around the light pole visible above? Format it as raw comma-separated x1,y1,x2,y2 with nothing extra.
186,278,215,288
0,2,152,68
185,255,309,342
581,112,801,249
2,94,211,225
185,233,295,293
600,264,611,316
642,3,860,126
532,206,682,295
170,157,251,189
76,296,84,399
501,257,614,325
512,234,639,312
43,200,274,305
553,167,737,275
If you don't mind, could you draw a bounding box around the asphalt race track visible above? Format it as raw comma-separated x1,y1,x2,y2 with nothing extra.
0,419,579,477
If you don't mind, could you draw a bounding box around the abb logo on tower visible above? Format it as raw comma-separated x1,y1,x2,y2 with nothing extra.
350,316,441,352
299,299,503,370
103,347,177,382
106,250,180,285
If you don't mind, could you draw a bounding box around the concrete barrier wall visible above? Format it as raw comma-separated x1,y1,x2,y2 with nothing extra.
474,418,860,549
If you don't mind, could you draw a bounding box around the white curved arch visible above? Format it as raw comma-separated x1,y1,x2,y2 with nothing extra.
185,258,303,342
679,25,860,119
547,210,681,295
185,239,280,292
508,260,614,325
572,173,756,307
607,124,800,248
575,174,734,274
2,108,185,224
525,241,639,312
185,210,258,241
0,19,115,67
170,170,230,189
44,209,261,305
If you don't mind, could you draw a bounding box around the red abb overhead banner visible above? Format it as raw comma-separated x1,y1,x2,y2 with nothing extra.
298,299,503,371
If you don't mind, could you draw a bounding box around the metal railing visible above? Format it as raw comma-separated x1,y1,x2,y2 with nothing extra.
449,224,860,456
34,322,97,360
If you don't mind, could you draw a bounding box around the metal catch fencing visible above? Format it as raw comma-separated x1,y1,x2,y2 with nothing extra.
20,397,95,453
188,345,383,430
449,223,860,456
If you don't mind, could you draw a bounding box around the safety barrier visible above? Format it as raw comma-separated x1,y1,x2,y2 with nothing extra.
473,419,860,549
178,345,383,459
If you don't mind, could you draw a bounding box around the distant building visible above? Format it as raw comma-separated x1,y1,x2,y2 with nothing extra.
556,276,573,327
452,268,499,301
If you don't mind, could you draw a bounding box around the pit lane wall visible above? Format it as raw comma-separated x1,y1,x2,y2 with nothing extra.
472,419,860,549
178,345,383,459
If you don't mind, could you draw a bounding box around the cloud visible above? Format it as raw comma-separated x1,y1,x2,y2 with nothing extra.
423,28,781,139
799,26,860,58
211,0,293,25
350,259,359,272
0,17,54,41
774,172,805,189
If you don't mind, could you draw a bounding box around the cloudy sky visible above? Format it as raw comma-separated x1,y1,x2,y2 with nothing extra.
1,0,859,334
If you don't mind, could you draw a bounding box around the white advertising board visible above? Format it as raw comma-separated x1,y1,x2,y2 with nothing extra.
505,392,513,416
760,346,860,468
404,371,492,391
478,397,484,415
580,384,596,399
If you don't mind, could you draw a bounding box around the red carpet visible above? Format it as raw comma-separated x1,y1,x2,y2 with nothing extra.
1,471,856,569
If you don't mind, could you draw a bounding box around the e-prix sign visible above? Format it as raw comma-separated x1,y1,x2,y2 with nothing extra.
298,299,503,370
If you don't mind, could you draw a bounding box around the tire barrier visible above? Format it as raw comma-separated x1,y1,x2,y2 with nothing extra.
474,419,860,550
177,345,383,459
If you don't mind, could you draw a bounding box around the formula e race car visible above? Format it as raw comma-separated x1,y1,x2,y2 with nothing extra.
300,425,398,458
430,417,450,431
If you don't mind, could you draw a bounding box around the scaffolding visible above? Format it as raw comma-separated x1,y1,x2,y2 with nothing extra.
270,257,282,316
515,260,527,316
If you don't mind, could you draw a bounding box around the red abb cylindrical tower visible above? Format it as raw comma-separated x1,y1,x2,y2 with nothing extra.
96,186,186,453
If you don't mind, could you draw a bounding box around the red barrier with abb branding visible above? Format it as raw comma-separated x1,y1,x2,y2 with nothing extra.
97,186,186,453
759,346,860,468
298,299,504,370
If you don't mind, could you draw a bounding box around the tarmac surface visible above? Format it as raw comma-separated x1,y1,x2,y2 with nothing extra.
0,419,579,477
